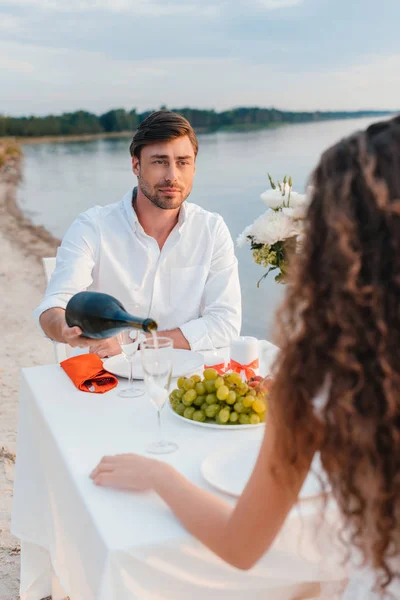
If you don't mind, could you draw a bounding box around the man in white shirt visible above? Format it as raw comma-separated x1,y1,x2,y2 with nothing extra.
35,110,241,355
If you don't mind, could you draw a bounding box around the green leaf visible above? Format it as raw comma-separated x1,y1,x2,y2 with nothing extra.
267,173,276,189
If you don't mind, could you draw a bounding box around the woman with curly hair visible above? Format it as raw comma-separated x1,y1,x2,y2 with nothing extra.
91,115,400,598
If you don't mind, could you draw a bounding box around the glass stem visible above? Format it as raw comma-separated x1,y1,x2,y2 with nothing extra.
129,358,134,388
157,409,163,443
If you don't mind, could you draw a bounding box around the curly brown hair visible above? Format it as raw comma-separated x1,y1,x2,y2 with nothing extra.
270,115,400,595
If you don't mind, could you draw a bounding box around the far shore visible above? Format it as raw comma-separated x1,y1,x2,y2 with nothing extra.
2,113,394,145
1,130,134,145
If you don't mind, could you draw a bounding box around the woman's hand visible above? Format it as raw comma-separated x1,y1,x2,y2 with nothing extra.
90,453,169,492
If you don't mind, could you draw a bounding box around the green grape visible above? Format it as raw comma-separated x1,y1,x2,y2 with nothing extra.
234,401,244,413
218,407,230,424
182,378,195,391
170,389,184,403
175,402,185,416
182,389,197,406
216,385,229,401
204,380,216,393
195,382,206,396
177,377,186,390
201,402,208,412
242,395,255,408
203,368,218,381
183,406,195,420
205,403,220,418
250,413,261,425
238,382,249,396
229,411,239,423
214,376,224,389
239,413,250,425
225,372,242,386
193,410,206,422
206,393,217,405
191,374,202,383
225,390,237,405
252,399,266,414
249,389,257,397
194,394,205,407
215,414,227,425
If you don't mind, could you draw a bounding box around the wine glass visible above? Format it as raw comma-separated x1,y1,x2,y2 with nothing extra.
116,329,145,398
141,336,178,455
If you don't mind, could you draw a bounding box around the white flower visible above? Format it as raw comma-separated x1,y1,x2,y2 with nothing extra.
288,191,307,208
260,188,286,209
282,205,306,220
251,209,301,246
281,191,310,219
236,225,253,248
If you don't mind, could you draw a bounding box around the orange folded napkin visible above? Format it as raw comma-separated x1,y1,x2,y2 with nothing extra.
60,353,118,393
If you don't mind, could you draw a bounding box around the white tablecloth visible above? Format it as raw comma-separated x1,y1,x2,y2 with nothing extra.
12,342,347,599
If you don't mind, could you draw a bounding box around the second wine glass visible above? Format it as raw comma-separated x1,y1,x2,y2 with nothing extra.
141,336,178,454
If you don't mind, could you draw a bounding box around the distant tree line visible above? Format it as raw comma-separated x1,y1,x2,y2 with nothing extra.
0,106,393,138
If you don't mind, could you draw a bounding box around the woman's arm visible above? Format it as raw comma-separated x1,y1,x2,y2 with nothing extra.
91,417,316,570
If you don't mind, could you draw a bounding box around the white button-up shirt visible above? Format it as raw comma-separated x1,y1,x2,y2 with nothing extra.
34,189,241,351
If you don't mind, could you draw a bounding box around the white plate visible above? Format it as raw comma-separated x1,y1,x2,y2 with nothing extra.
103,349,204,380
167,402,265,430
201,441,330,499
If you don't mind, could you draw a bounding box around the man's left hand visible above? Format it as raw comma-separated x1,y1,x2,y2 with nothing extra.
89,337,121,358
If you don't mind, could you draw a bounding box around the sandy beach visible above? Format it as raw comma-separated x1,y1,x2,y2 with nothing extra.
0,153,59,599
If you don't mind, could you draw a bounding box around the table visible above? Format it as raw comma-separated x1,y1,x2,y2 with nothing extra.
12,343,347,600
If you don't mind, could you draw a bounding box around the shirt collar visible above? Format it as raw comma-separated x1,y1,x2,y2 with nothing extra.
122,187,139,232
122,186,189,232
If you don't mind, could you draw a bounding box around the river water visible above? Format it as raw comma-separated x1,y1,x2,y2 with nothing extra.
18,116,384,339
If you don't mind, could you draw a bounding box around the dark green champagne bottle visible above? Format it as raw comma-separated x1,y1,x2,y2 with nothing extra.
65,291,157,339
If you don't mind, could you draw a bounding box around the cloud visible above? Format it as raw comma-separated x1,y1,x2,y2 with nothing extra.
256,0,304,8
0,14,22,32
0,0,221,15
0,0,399,115
1,35,399,117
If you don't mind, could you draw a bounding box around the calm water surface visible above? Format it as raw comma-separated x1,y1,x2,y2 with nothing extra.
18,116,384,339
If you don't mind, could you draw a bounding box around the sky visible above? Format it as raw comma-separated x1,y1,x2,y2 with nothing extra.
1,0,400,116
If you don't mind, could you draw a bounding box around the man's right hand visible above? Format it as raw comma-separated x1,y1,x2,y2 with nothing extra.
40,308,95,347
60,323,92,347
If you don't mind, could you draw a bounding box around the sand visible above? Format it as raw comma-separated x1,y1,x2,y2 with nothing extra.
0,156,59,599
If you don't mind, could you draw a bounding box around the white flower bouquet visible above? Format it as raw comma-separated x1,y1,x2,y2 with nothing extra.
237,174,310,285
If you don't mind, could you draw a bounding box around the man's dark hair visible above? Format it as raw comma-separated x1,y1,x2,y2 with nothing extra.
129,110,198,158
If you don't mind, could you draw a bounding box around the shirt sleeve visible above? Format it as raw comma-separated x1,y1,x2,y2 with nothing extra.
180,217,242,351
32,210,98,331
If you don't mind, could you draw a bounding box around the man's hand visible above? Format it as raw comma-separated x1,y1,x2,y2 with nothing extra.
152,328,190,350
61,322,90,347
89,337,121,358
39,308,122,357
63,323,121,357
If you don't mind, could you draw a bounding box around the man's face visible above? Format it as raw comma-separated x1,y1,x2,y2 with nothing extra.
132,136,196,210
